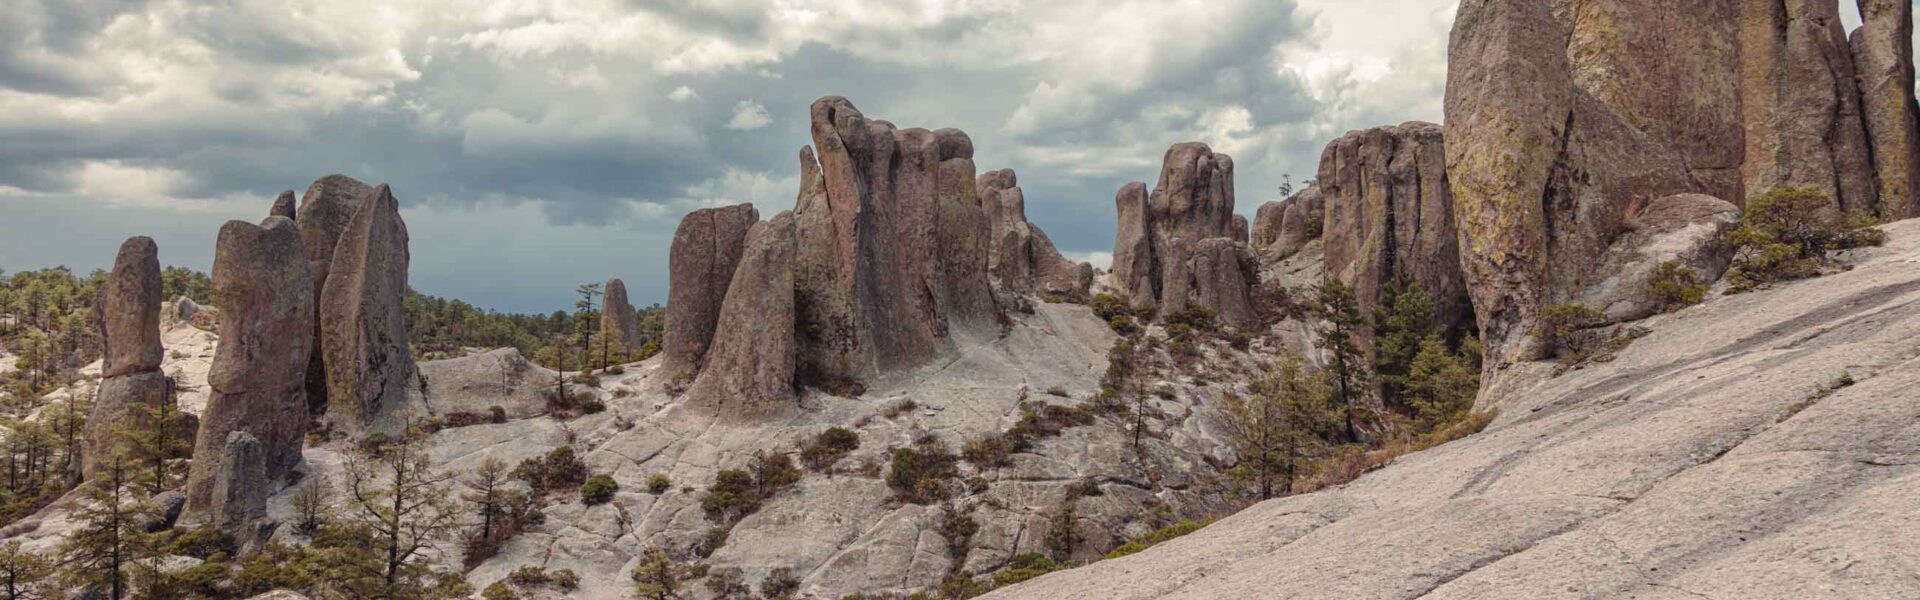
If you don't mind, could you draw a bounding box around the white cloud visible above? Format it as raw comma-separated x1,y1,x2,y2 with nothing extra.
725,100,772,130
1065,251,1113,270
668,86,697,102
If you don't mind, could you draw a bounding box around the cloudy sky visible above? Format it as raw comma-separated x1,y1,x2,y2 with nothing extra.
0,1,1878,312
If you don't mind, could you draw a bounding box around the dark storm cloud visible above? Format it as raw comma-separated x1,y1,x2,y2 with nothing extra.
0,0,1461,311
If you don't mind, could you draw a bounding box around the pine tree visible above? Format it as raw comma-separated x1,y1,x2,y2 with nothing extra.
60,456,151,600
122,377,191,495
631,547,686,600
573,283,603,374
1310,279,1370,443
342,428,461,598
461,457,510,542
1373,279,1436,410
0,540,52,600
1221,352,1337,499
1405,336,1482,432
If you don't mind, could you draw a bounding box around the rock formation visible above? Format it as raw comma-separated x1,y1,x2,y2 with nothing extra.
84,236,165,479
1230,214,1250,245
296,175,373,417
1444,0,1912,368
1317,122,1470,350
318,184,421,435
269,190,296,220
1108,143,1258,328
684,213,799,417
1252,186,1323,261
600,278,644,356
1578,194,1741,321
790,97,999,388
978,168,1094,298
209,431,269,541
1851,0,1920,220
1740,0,1878,213
186,217,314,517
663,204,758,376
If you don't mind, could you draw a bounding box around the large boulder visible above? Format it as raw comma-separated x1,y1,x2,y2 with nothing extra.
1851,0,1920,220
978,168,1094,299
296,175,374,418
186,217,314,517
1576,194,1741,321
663,204,759,377
1108,143,1258,327
686,213,799,418
600,278,644,356
1251,200,1288,249
318,184,421,435
1318,122,1470,351
1253,187,1323,262
791,97,999,390
1158,238,1258,329
85,236,165,480
1740,0,1878,214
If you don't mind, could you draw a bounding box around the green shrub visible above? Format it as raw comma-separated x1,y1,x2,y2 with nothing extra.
1104,519,1210,559
759,567,800,599
961,432,1016,468
1165,306,1216,331
1107,314,1140,336
1090,293,1131,322
801,427,861,472
886,443,960,504
483,581,516,600
646,473,672,494
166,527,235,559
488,405,508,424
1648,260,1708,312
1304,212,1324,238
697,526,731,558
514,446,589,493
580,474,619,505
992,554,1064,587
1534,303,1603,356
1728,186,1887,292
701,452,803,523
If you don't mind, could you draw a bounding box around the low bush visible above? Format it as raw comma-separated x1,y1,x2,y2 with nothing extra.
646,473,672,494
801,427,861,472
886,443,960,504
1103,519,1209,559
1534,303,1603,357
991,554,1064,588
1647,260,1707,312
1728,186,1886,292
961,432,1016,468
701,452,804,524
580,474,619,505
514,445,589,493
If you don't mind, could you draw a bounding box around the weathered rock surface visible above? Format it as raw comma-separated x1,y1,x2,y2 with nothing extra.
269,190,296,220
1253,187,1323,262
318,184,422,435
1317,122,1469,349
296,175,374,417
85,236,165,479
418,348,553,420
1110,182,1158,310
600,278,644,355
791,97,1000,389
978,168,1094,298
1157,238,1258,330
1851,0,1920,220
1741,0,1878,213
210,431,268,535
1576,194,1740,322
186,217,314,516
1229,214,1249,245
984,219,1920,600
1109,143,1258,326
1251,199,1288,249
664,204,758,376
101,237,163,378
685,213,799,418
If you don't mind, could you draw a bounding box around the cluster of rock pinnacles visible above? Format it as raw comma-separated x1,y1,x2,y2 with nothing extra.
84,176,421,544
76,0,1920,557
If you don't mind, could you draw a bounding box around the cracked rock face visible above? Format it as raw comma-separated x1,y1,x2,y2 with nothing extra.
979,168,1094,299
601,278,644,355
791,97,1001,389
187,217,313,517
1851,0,1920,220
318,184,422,435
684,213,800,418
1318,122,1469,351
296,174,374,418
981,219,1920,600
269,190,296,220
1252,187,1323,262
1740,0,1878,214
85,236,165,480
664,204,759,376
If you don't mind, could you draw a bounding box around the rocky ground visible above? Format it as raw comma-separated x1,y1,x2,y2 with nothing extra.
982,220,1920,600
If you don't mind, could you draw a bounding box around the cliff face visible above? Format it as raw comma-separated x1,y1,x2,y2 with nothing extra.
1446,0,1920,368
